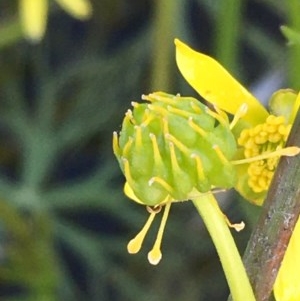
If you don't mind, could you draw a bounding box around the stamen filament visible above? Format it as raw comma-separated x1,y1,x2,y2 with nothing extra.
148,202,172,265
231,146,300,165
127,209,157,254
205,107,227,126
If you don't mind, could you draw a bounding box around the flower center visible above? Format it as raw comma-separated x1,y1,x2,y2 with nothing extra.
237,115,292,193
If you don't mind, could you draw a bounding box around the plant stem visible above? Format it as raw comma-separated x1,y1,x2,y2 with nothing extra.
238,110,300,301
150,0,184,91
287,0,300,89
192,193,255,301
214,0,243,73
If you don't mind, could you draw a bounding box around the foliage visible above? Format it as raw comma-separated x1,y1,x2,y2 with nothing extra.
0,0,298,300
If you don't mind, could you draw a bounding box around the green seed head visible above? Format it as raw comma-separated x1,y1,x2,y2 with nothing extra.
113,92,237,206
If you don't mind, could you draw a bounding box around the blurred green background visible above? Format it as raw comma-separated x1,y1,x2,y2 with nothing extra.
0,0,299,300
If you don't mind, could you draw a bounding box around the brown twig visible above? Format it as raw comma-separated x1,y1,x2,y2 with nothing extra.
241,110,300,301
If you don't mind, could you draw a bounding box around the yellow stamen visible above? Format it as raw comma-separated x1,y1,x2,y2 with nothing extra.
148,202,171,265
205,107,227,127
127,207,158,254
231,147,300,165
210,194,245,232
230,103,248,130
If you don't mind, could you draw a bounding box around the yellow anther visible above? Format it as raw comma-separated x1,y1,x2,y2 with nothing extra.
148,202,171,265
127,208,157,254
232,146,300,165
149,133,163,166
213,145,229,165
188,117,208,137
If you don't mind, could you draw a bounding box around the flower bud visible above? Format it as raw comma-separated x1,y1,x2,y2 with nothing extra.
113,92,237,206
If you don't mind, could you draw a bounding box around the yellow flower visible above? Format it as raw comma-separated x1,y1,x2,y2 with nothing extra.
19,0,92,42
175,38,300,301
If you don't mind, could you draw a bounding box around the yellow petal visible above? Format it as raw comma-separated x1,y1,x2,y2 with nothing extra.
274,218,300,301
124,182,144,204
289,91,300,124
55,0,92,20
19,0,48,42
175,39,268,125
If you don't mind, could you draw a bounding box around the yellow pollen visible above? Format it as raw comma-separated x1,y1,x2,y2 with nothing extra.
127,207,158,254
235,115,299,193
148,202,171,265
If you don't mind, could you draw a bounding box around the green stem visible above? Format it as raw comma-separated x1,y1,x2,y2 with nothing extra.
192,193,255,301
287,0,300,89
150,0,183,91
214,0,243,73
